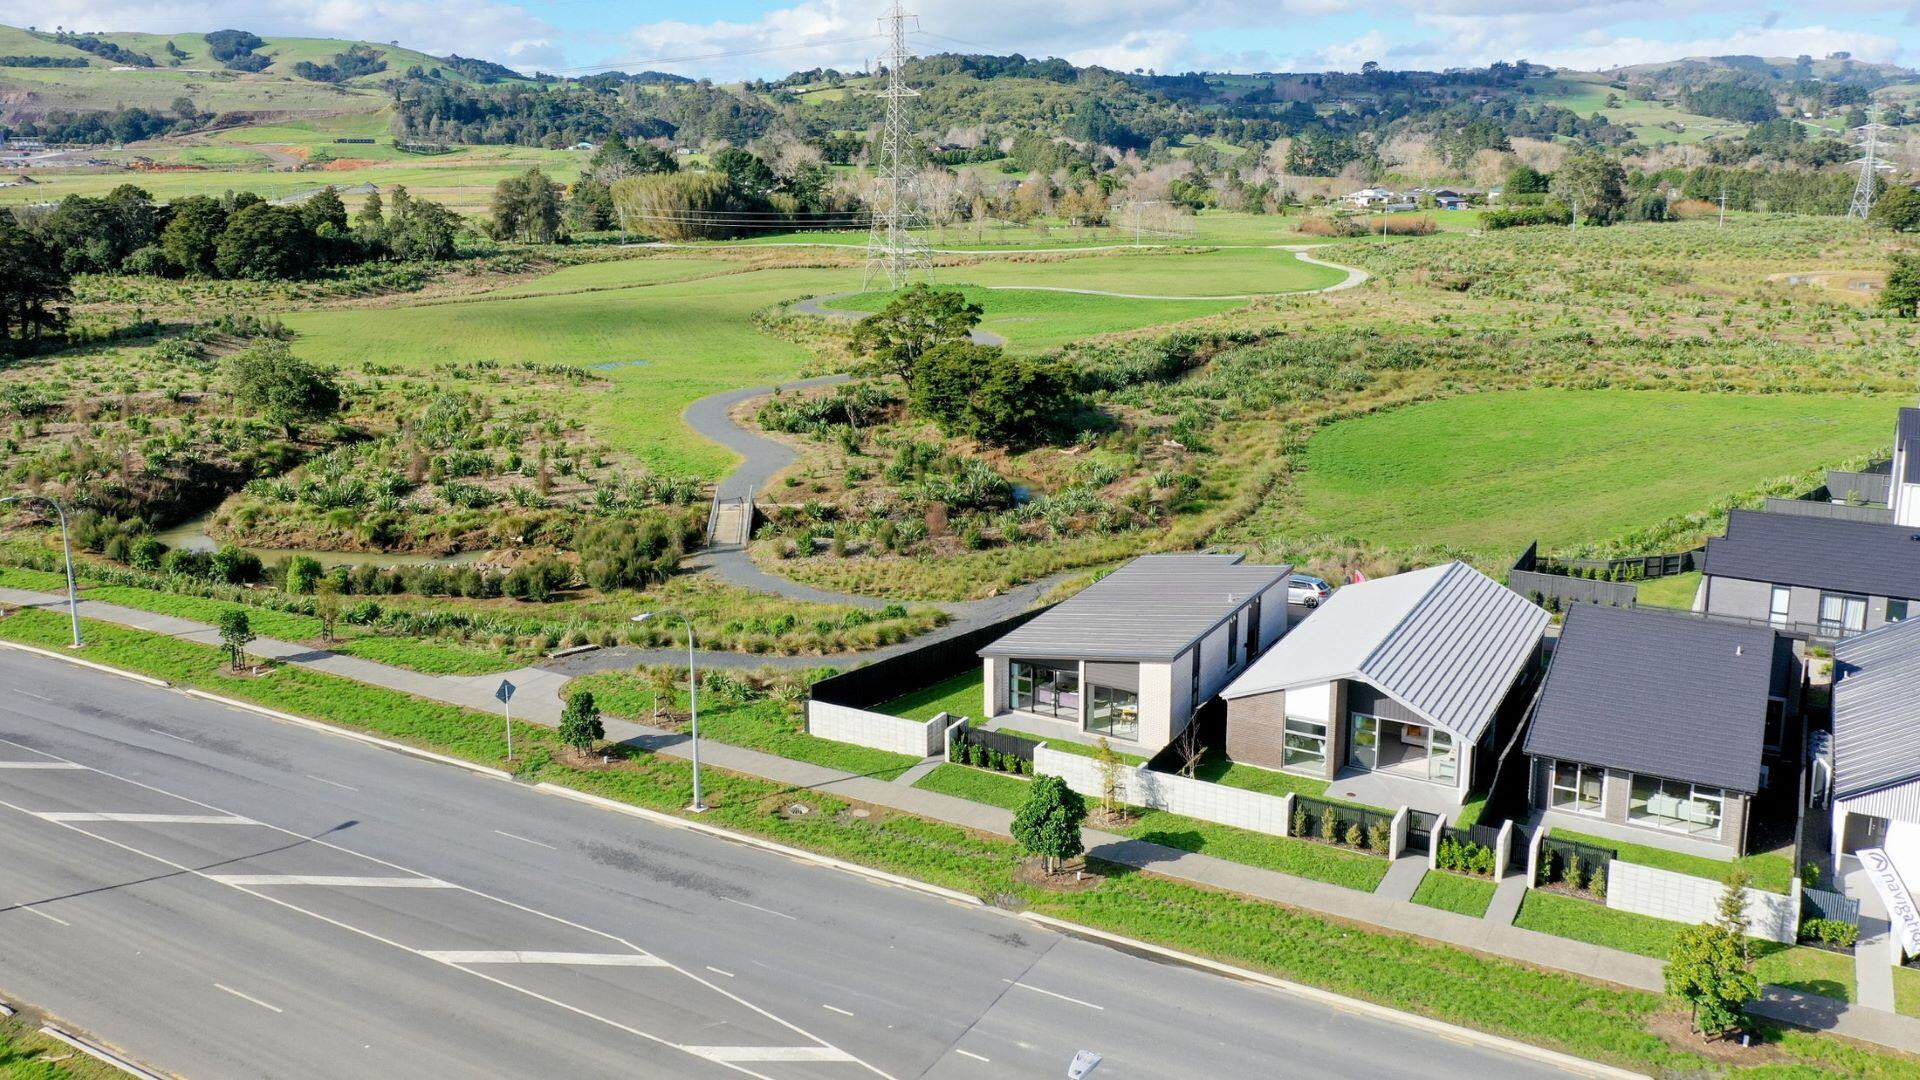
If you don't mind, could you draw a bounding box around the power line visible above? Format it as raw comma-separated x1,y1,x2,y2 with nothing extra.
1847,122,1894,221
864,2,930,290
540,33,886,75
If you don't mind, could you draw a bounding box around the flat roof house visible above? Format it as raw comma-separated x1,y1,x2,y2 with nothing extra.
1828,618,1920,857
977,554,1292,751
1699,509,1920,639
1525,604,1794,858
1218,562,1548,805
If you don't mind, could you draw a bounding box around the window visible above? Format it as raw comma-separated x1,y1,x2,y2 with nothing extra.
1428,729,1458,784
1086,684,1139,741
1550,761,1603,815
1768,586,1791,628
1227,616,1240,668
1011,661,1079,721
1890,599,1911,623
1244,599,1260,661
1763,699,1785,752
1628,775,1723,837
1349,713,1378,771
1190,649,1201,710
1818,592,1868,637
1283,716,1327,773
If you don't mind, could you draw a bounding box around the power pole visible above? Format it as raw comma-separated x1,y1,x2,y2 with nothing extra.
1847,122,1893,220
863,2,930,290
1718,183,1726,228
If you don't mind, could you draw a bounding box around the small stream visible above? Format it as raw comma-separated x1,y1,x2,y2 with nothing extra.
153,512,486,568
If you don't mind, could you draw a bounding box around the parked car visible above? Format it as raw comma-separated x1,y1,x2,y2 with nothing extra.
1288,574,1332,607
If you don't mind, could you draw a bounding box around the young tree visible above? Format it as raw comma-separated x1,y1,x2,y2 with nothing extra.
1883,253,1920,318
1093,737,1122,815
314,580,342,642
221,339,342,437
1011,774,1087,875
850,284,983,391
645,665,679,724
1664,870,1761,1039
217,609,255,671
558,689,605,753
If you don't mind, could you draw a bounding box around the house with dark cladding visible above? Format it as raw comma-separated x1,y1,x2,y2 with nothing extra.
1698,508,1920,639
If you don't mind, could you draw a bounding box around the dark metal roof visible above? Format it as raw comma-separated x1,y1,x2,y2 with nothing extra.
1831,618,1920,801
978,554,1291,663
1703,509,1920,600
1524,605,1776,793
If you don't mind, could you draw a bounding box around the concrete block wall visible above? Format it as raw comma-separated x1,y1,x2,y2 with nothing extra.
1033,746,1292,837
1605,861,1796,943
806,701,944,757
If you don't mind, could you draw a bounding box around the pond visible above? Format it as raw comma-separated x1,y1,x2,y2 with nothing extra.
153,512,487,569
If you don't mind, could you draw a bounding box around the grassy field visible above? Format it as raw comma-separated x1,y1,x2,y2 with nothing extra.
879,669,984,722
1550,828,1795,895
1633,571,1701,610
1411,871,1497,917
1291,390,1897,557
823,285,1243,353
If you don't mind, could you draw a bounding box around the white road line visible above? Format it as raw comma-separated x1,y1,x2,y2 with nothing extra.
36,813,253,824
15,904,70,926
494,829,556,850
721,896,797,920
0,761,85,770
1003,980,1104,1011
12,688,50,702
822,1004,854,1017
208,875,453,888
0,734,887,1080
685,1046,856,1063
421,951,669,966
955,1049,991,1063
148,728,193,743
706,966,735,978
214,983,283,1014
305,774,359,792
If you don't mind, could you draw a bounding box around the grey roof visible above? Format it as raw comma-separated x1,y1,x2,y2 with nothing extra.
978,554,1291,663
1902,407,1920,484
1703,509,1920,601
1524,605,1775,793
1221,562,1548,743
1831,617,1920,802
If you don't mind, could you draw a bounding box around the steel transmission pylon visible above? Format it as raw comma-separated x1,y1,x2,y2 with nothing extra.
863,2,930,290
1847,122,1894,220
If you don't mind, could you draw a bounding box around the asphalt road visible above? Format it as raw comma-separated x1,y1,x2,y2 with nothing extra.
0,649,1571,1080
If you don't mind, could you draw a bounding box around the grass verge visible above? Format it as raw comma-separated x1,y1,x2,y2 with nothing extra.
0,1011,126,1079
1895,966,1920,1020
912,763,1028,810
878,670,983,722
1550,829,1794,895
1103,808,1391,892
1412,871,1498,917
331,636,523,675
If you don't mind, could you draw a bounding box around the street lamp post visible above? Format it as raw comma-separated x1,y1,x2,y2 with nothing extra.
632,609,704,812
1,494,81,648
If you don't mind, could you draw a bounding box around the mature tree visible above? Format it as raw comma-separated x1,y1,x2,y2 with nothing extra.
387,198,460,261
356,189,385,235
1871,185,1920,233
587,132,643,184
1665,871,1761,1038
1504,163,1549,195
1549,152,1627,223
0,210,72,355
574,514,685,591
1011,774,1087,875
709,147,775,198
567,178,616,232
1883,253,1920,317
217,609,255,671
300,186,349,234
221,339,342,436
851,285,983,391
910,341,1075,448
491,167,564,243
557,690,605,753
215,202,315,279
160,195,228,275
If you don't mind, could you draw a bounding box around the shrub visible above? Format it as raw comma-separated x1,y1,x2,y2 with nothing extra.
557,690,604,752
1291,806,1309,838
1319,809,1340,843
1367,821,1391,852
574,512,689,591
1591,864,1608,901
284,555,323,595
502,556,571,602
1344,822,1364,848
1800,918,1858,948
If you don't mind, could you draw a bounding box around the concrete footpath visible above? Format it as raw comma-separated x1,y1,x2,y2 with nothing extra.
4,583,1919,1057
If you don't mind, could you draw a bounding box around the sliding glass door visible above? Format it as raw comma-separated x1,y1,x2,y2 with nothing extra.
1011,661,1080,721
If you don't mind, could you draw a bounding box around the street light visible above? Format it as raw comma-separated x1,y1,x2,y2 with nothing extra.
1,494,81,648
632,609,704,812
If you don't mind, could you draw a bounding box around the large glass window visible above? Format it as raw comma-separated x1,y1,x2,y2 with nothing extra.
1550,761,1603,814
1283,716,1327,773
1628,775,1723,837
1890,599,1911,623
1011,661,1079,721
1819,592,1867,637
1428,729,1458,784
1768,586,1791,627
1349,713,1378,771
1086,685,1139,741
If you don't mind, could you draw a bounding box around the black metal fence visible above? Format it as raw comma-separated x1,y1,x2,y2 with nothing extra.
954,726,1040,764
808,606,1052,710
1509,541,1639,610
1802,886,1860,926
1406,809,1441,854
1447,823,1502,851
1538,834,1617,886
1293,795,1395,844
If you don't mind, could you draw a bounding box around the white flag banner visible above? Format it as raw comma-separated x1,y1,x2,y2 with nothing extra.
1859,847,1920,960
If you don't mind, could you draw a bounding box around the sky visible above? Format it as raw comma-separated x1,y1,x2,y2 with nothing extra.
28,0,1920,79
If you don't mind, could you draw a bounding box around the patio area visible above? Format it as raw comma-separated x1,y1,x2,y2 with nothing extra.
1328,767,1462,818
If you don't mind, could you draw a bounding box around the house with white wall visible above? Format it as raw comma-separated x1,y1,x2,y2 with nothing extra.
1891,407,1920,527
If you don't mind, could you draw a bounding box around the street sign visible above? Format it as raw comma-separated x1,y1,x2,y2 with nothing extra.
495,680,516,704
1067,1050,1102,1079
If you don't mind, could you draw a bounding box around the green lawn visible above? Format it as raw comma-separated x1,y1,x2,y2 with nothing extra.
1412,871,1498,917
82,584,326,642
1105,807,1391,892
1001,728,1148,765
913,762,1029,809
1293,390,1897,555
1551,828,1795,895
1513,891,1854,1001
878,669,984,722
823,285,1241,354
1895,965,1920,1020
1193,753,1329,799
332,635,522,675
1633,571,1701,610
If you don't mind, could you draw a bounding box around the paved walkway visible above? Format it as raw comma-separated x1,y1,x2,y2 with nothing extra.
1849,862,1899,1012
1376,856,1428,903
1486,874,1529,925
7,581,1919,1056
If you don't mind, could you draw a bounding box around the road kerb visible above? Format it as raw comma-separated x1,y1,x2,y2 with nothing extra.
180,689,512,781
535,781,983,907
1016,911,1647,1080
0,640,171,689
39,1025,169,1080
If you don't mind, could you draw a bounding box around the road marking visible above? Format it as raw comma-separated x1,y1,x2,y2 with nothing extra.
36,813,253,824
148,728,193,744
214,983,283,1014
420,951,669,966
822,1004,854,1017
0,762,85,770
1003,980,1104,1010
208,875,453,888
494,829,556,850
684,1046,856,1062
721,895,797,920
13,688,50,702
305,774,359,792
706,966,735,978
15,904,69,926
955,1049,991,1063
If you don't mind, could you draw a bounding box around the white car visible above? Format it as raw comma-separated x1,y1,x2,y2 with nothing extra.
1288,574,1333,607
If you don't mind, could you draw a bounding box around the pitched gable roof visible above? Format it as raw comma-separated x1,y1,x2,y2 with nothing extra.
1703,509,1920,600
1220,561,1547,742
1832,617,1920,802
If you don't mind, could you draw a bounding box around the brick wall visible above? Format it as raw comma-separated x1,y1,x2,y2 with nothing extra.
1224,691,1287,771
